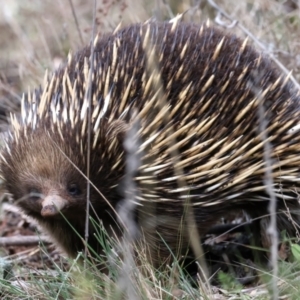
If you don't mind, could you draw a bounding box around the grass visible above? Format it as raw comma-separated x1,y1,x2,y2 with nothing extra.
1,0,300,299
1,225,300,299
0,221,208,299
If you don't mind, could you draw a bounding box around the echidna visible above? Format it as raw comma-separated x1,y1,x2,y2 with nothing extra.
1,19,300,266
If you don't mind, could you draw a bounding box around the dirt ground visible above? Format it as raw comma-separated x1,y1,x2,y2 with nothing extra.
0,202,69,276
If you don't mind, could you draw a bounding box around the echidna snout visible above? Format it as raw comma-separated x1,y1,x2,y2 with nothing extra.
41,194,68,217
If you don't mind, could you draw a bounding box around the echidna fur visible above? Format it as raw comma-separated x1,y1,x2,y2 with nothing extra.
1,18,300,264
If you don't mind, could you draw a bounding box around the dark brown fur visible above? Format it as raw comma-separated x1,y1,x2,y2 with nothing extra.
1,21,300,265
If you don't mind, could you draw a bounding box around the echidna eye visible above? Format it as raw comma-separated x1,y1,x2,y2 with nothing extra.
67,183,81,196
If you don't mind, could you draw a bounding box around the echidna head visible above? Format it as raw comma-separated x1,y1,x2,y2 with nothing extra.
0,92,128,222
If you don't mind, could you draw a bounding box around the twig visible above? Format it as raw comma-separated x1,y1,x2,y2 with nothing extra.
67,0,84,46
248,72,279,300
0,236,50,247
204,0,300,90
116,115,141,300
84,0,97,265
